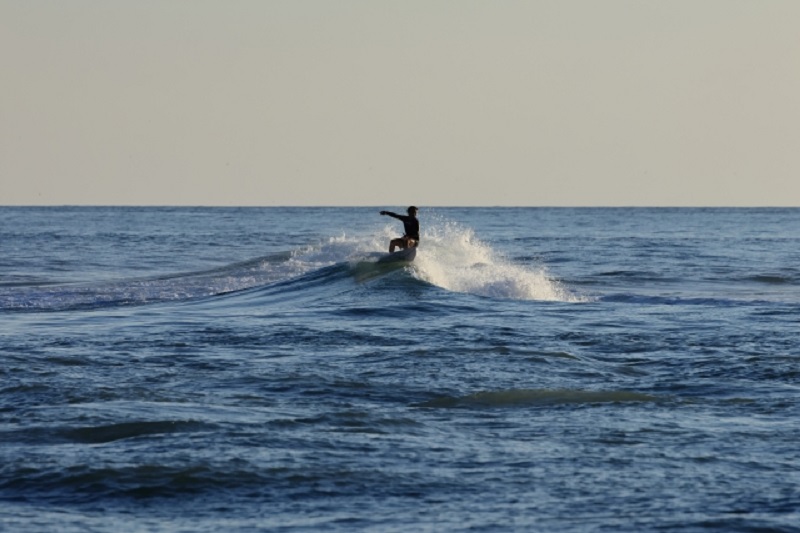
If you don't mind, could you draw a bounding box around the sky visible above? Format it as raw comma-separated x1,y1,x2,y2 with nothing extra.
2,1,799,206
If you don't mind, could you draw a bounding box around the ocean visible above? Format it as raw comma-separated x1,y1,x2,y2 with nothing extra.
1,207,798,532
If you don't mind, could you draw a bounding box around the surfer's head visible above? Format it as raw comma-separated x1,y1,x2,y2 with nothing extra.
407,206,418,216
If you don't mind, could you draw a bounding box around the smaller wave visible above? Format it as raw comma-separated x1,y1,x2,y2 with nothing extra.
0,420,209,446
595,270,678,282
61,420,209,444
414,388,658,408
743,273,797,285
600,293,777,307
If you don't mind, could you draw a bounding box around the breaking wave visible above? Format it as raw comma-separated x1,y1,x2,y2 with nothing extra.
0,218,581,312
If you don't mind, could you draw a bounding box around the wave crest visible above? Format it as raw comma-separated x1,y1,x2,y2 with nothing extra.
410,221,581,302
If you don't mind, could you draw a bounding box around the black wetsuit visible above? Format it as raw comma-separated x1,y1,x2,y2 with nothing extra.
384,212,419,241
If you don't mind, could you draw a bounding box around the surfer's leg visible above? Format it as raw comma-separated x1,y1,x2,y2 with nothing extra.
389,237,410,253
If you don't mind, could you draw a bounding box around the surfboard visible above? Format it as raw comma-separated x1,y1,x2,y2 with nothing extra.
376,247,417,263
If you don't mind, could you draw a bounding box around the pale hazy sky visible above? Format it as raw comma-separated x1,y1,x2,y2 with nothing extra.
2,1,799,206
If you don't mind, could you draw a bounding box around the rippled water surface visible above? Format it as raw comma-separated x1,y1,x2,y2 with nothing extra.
1,207,799,531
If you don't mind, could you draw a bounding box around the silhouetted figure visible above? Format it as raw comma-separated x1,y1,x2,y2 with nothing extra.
380,206,419,253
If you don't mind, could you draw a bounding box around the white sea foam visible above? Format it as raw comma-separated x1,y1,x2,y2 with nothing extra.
287,219,583,302
410,221,581,302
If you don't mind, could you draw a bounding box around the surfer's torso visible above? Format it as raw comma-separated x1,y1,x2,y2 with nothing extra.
382,211,419,241
400,215,419,241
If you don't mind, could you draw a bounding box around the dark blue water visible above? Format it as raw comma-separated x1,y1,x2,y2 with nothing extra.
2,207,799,531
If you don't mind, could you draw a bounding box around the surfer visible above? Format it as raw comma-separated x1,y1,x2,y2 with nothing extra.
380,206,419,253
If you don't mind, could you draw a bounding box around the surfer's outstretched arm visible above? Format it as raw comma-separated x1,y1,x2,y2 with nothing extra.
379,210,402,220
